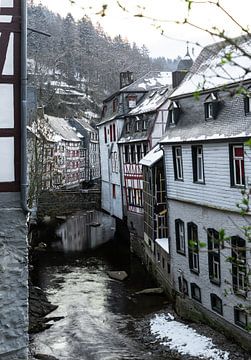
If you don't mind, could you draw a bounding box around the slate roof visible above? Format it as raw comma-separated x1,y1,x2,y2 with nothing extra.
72,118,97,133
128,86,172,116
45,115,80,142
171,35,251,98
160,92,251,144
118,113,156,144
121,71,172,92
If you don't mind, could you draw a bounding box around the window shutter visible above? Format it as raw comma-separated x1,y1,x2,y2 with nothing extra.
229,145,234,186
191,146,197,182
204,103,208,119
172,147,178,179
244,96,249,115
187,223,193,269
212,101,219,119
173,107,180,123
175,219,180,251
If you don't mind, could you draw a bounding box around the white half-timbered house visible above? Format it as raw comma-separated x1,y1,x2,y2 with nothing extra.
160,36,251,350
118,81,172,247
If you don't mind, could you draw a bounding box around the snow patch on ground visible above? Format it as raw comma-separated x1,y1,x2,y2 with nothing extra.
150,313,229,360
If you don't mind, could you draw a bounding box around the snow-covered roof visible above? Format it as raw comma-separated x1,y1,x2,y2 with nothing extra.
129,87,172,115
171,35,251,98
45,115,80,142
140,145,163,167
155,238,169,254
121,71,172,92
74,118,97,133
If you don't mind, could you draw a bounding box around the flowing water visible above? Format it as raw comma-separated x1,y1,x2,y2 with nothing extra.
30,238,170,360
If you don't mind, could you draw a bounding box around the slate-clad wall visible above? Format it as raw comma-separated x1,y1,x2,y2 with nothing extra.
164,142,251,212
168,200,251,338
0,194,28,360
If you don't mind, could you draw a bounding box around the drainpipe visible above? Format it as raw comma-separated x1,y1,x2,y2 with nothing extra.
20,0,31,213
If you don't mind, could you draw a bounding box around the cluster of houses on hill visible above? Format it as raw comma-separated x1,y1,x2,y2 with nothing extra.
27,112,100,204
98,37,251,350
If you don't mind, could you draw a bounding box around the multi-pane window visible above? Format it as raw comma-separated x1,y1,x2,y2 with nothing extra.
127,188,143,208
205,102,213,119
175,219,185,255
111,152,118,173
229,144,245,187
178,276,188,295
136,119,140,132
192,145,204,183
172,146,183,180
210,294,223,315
234,307,247,328
208,229,221,285
124,145,129,163
231,236,247,296
188,222,199,273
191,283,201,302
125,120,130,133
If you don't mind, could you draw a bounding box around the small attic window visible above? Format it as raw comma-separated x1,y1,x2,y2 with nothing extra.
149,90,157,98
204,93,219,120
159,87,168,96
244,91,251,115
135,116,140,132
113,98,118,112
128,95,136,108
168,101,180,125
126,119,130,133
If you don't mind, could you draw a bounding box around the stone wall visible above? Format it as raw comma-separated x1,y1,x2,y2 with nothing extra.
0,193,28,360
37,189,101,219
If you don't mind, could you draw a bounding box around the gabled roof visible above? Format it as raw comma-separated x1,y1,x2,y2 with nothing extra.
45,115,80,142
121,71,172,92
171,35,251,98
72,118,97,133
128,86,172,116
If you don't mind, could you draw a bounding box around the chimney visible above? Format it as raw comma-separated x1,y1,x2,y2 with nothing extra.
120,71,134,89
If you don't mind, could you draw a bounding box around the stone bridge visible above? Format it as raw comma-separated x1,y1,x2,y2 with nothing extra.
37,189,101,219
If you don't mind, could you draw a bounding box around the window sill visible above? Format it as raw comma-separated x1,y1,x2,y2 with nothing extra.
211,307,223,315
191,296,201,303
209,278,221,286
190,269,200,275
174,178,184,182
193,181,205,185
233,290,247,299
177,250,186,256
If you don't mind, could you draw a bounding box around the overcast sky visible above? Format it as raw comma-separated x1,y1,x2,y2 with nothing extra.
33,0,251,59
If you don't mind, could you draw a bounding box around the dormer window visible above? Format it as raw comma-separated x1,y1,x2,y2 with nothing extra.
204,93,219,120
168,101,180,125
128,95,136,108
125,120,130,133
135,117,140,132
142,119,147,130
205,102,213,119
244,92,251,115
112,98,118,112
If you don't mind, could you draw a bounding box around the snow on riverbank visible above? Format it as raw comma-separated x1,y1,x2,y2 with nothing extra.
150,313,229,360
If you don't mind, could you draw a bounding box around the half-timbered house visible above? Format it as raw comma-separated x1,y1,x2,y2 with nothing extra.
160,35,251,350
118,82,172,250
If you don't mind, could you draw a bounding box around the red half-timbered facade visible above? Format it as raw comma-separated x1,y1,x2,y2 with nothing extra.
0,0,21,192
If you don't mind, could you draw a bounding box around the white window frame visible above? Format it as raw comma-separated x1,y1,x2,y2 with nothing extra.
196,146,204,182
175,146,183,180
233,145,244,186
206,102,213,119
177,221,185,253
